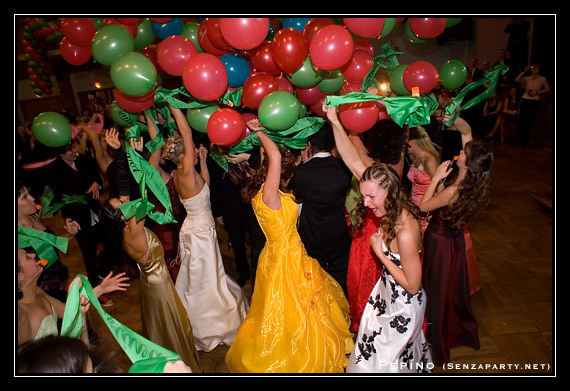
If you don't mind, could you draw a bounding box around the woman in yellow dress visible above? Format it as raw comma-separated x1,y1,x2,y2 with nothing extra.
225,128,354,373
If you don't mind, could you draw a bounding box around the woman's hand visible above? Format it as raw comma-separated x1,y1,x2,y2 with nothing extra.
322,102,340,125
433,160,454,183
198,145,208,161
247,118,265,131
63,218,81,236
96,271,130,296
227,152,251,164
130,137,144,152
86,182,100,200
104,128,121,150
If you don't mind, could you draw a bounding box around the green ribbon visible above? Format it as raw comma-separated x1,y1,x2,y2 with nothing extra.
39,186,87,217
325,92,438,128
61,275,180,373
17,226,68,267
120,125,177,225
443,64,509,125
361,41,403,92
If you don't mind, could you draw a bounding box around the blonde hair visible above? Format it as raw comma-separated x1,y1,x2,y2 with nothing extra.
162,135,185,165
408,126,440,165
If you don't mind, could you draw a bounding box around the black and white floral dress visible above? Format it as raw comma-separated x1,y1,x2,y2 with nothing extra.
346,240,433,373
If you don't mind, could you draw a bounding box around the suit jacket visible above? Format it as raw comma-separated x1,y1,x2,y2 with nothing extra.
45,154,103,229
289,154,352,252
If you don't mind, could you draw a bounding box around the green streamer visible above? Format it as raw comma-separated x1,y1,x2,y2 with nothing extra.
325,92,438,128
443,64,509,125
61,275,180,372
17,226,68,267
121,125,177,225
361,41,403,92
39,185,87,217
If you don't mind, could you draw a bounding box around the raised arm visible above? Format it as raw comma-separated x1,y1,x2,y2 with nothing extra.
257,131,282,210
445,115,473,147
323,103,369,180
144,112,163,171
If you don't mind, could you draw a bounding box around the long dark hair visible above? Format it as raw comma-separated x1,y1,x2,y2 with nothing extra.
18,335,90,373
440,140,494,229
353,163,420,251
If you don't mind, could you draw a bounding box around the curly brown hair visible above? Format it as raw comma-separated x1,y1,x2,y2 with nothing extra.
439,140,494,229
352,163,421,251
240,147,296,203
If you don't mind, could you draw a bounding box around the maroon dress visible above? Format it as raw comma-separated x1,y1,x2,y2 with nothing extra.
421,211,480,366
146,177,185,283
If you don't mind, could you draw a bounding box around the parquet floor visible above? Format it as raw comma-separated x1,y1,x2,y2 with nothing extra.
41,140,554,376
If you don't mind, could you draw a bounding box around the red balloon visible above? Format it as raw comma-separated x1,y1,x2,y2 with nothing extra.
302,18,334,46
249,41,281,75
114,88,155,113
140,46,165,74
59,37,92,66
309,24,354,70
408,18,447,39
296,86,325,106
275,74,294,94
341,49,374,84
309,95,328,118
207,108,246,146
242,72,278,109
151,18,172,23
402,61,440,95
197,20,230,56
340,81,362,95
206,18,233,52
338,101,380,133
61,18,96,47
353,38,375,56
378,105,392,121
220,18,269,50
271,28,308,73
116,18,140,25
182,53,228,101
103,18,137,37
343,18,385,38
157,35,198,76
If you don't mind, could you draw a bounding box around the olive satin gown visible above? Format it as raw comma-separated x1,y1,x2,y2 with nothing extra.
225,185,354,373
138,227,202,373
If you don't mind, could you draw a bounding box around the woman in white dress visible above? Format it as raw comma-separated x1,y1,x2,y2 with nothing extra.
324,103,433,373
165,105,249,352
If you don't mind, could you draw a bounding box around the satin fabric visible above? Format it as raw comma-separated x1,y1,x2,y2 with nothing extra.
225,185,354,373
347,240,432,373
421,214,480,367
346,209,383,333
407,164,432,233
138,228,202,372
33,305,58,340
175,184,249,352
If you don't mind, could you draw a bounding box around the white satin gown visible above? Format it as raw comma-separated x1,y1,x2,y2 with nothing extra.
175,183,249,352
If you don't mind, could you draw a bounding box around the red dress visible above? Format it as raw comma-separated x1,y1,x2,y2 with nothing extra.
346,209,383,333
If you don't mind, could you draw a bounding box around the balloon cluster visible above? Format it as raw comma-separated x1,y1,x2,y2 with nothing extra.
22,18,63,97
47,17,467,148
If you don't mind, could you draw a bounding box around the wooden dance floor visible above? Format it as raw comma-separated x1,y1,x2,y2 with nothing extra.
40,140,554,375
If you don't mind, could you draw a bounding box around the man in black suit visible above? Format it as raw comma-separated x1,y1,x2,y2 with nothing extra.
289,122,353,296
45,141,109,303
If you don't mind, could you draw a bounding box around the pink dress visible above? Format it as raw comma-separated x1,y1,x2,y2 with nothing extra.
407,164,431,233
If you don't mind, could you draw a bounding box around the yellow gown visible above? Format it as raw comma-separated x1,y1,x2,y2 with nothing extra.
225,185,354,373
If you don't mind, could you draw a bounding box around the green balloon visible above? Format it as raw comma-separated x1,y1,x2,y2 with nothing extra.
380,18,397,38
32,112,72,147
109,101,139,127
186,103,220,133
258,91,299,131
317,69,345,93
91,18,104,30
110,52,157,97
446,18,463,28
298,102,307,118
134,19,155,50
287,56,324,88
439,60,467,90
388,64,410,96
92,24,135,66
180,22,203,53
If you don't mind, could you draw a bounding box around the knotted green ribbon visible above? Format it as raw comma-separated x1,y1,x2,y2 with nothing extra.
39,185,87,217
325,92,438,128
361,41,403,92
210,117,325,171
119,125,176,225
17,226,68,267
444,64,509,125
61,275,180,373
